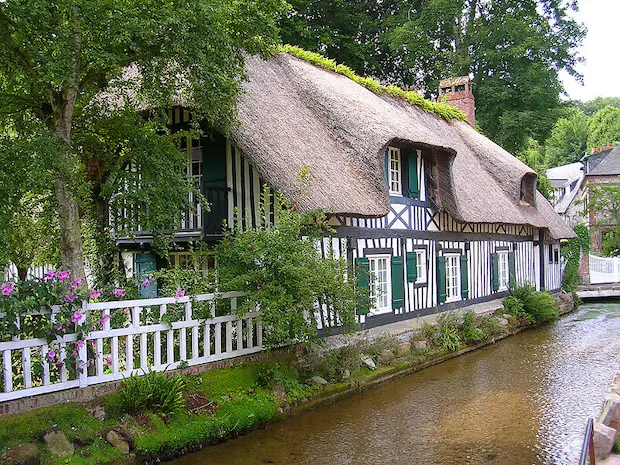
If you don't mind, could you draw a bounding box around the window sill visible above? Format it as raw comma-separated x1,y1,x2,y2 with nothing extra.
371,307,392,315
414,280,427,287
445,296,461,303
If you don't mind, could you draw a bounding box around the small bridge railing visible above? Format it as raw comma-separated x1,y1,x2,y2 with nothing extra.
590,254,620,284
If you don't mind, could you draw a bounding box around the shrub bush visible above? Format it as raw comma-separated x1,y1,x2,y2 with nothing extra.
296,343,363,381
459,311,488,344
113,371,186,418
502,296,531,323
509,284,559,324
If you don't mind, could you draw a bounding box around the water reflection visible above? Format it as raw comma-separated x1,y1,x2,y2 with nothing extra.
171,303,620,465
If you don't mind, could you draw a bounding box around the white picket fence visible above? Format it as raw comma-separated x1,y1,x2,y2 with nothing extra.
0,292,262,402
590,254,620,284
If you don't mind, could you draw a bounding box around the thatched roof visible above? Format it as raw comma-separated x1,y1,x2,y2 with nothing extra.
230,53,575,239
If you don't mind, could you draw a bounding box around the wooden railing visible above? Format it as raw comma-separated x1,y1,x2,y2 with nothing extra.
0,292,261,402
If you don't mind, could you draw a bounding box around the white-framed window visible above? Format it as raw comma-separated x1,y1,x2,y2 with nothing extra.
415,249,427,284
169,251,215,277
388,147,402,195
497,251,509,291
368,255,391,313
445,254,461,303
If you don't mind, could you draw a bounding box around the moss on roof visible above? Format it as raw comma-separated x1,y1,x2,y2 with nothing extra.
277,45,468,123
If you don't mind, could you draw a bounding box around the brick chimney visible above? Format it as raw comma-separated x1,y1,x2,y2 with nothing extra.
438,76,475,127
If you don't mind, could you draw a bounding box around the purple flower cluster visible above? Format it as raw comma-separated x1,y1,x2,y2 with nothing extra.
1,282,15,296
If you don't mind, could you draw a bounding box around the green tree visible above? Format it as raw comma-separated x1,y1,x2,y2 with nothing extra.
544,110,590,167
281,0,585,154
586,180,620,257
0,0,286,280
517,138,554,200
577,97,620,116
0,134,59,279
587,106,620,150
280,0,401,82
215,193,358,347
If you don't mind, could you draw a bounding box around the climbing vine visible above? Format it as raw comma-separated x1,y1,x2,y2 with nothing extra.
561,224,590,292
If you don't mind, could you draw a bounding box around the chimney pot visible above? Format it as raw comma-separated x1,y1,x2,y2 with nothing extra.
438,76,475,127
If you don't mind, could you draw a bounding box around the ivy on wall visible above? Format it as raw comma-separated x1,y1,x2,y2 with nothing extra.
561,224,590,292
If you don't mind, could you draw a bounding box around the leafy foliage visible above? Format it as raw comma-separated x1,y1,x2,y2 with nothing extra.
561,224,590,290
280,0,585,154
215,191,357,347
586,106,620,150
116,370,186,417
544,110,590,167
509,284,558,324
0,0,287,277
459,310,487,343
585,181,620,257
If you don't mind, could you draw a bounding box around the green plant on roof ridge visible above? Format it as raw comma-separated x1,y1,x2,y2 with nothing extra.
277,45,468,123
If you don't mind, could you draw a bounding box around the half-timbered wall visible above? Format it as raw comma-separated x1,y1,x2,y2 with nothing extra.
313,233,541,328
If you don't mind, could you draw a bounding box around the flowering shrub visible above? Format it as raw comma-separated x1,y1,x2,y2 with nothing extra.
0,270,190,383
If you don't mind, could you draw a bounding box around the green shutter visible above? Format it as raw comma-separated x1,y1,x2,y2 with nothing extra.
391,256,404,309
408,152,419,199
508,251,517,288
460,255,469,299
406,251,418,283
384,150,389,188
491,253,499,293
437,256,447,304
355,257,370,315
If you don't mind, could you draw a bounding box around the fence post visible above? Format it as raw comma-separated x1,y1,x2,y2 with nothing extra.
78,301,89,388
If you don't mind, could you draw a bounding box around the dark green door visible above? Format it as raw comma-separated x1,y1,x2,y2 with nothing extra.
136,252,157,298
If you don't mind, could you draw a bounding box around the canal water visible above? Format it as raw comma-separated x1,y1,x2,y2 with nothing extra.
172,302,620,465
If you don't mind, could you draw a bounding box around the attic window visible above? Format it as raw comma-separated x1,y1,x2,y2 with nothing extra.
520,174,537,206
441,87,452,94
388,147,402,195
455,84,466,92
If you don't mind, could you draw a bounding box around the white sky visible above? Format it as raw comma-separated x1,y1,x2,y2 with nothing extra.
560,0,620,102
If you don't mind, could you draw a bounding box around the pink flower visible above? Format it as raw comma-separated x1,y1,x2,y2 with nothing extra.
142,279,150,287
47,350,56,361
71,311,83,323
54,324,63,331
113,288,126,298
148,274,155,280
70,278,83,289
56,360,63,367
64,293,77,303
1,282,15,296
43,270,56,282
104,356,112,367
175,288,185,298
89,289,102,300
57,271,71,282
76,339,84,350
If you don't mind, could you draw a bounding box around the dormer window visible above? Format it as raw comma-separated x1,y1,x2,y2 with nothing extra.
520,173,537,206
388,147,402,195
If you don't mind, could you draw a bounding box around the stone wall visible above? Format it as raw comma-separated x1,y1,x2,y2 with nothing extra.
594,372,620,459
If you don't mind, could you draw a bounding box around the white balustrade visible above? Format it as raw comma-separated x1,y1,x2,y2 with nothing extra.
0,291,261,402
590,254,620,284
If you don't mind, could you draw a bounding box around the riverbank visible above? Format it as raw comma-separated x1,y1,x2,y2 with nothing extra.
0,293,576,465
